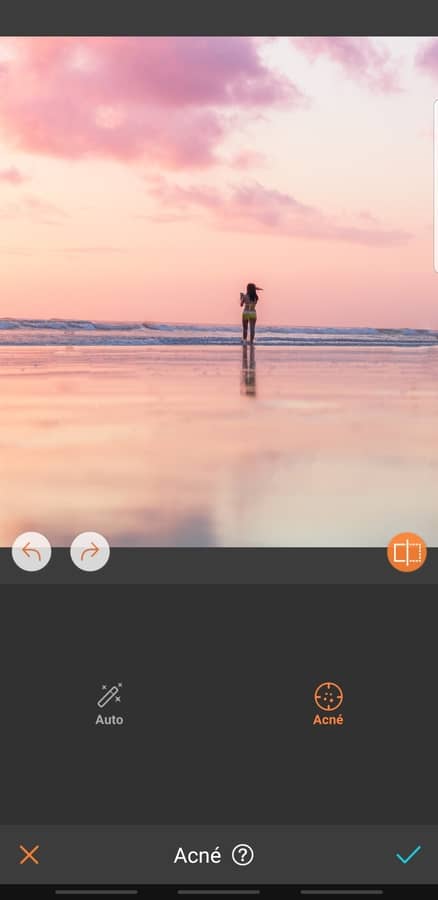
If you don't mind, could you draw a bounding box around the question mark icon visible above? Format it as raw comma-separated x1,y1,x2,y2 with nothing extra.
232,843,255,866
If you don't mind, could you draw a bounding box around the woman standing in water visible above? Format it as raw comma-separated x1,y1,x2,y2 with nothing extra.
240,282,262,344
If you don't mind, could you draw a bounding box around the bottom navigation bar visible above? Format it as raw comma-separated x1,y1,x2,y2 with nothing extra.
1,827,436,885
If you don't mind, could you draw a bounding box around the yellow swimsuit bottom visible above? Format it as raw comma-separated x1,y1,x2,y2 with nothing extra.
242,309,257,320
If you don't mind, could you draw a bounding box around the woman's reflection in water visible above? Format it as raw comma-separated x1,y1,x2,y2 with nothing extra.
241,343,256,396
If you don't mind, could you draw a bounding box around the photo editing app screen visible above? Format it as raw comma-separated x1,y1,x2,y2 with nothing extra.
1,34,438,891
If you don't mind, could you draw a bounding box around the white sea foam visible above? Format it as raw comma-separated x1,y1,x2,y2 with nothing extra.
0,319,436,346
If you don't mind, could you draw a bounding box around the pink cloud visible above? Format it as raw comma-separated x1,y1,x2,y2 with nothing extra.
0,248,32,255
22,193,67,219
0,165,28,184
134,212,190,225
0,37,302,168
228,149,267,169
0,193,67,225
147,178,411,246
61,246,126,253
416,39,438,74
292,37,400,92
147,176,222,210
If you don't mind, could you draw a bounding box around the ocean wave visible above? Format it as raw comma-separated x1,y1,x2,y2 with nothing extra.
0,318,149,332
0,318,437,347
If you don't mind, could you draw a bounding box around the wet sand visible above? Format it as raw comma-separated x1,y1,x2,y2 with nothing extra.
0,344,437,546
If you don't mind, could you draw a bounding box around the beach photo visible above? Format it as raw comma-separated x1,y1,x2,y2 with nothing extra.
0,36,438,547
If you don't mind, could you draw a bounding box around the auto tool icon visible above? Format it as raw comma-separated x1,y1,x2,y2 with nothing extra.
97,683,122,708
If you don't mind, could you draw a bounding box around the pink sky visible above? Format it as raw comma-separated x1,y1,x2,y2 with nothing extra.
0,35,437,327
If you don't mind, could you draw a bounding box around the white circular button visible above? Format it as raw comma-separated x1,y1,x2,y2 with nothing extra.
231,843,255,866
12,532,52,572
70,532,110,572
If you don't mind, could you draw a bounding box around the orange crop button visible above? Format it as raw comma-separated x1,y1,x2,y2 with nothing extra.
387,532,427,573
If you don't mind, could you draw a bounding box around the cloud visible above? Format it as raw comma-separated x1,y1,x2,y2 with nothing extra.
147,177,222,210
134,213,190,224
228,149,267,169
416,39,438,75
0,165,28,184
0,37,303,168
0,193,67,225
357,210,381,225
22,193,67,223
61,246,127,253
0,247,33,255
146,177,411,246
292,37,401,92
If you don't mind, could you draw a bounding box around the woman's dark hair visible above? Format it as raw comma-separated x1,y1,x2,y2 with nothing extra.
246,283,258,302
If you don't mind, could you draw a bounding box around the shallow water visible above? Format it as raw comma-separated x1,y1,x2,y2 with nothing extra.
0,344,437,546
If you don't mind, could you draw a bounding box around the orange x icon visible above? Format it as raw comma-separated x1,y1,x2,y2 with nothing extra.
19,844,39,865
